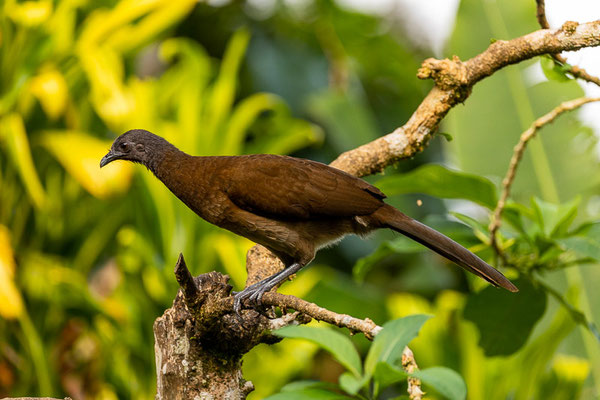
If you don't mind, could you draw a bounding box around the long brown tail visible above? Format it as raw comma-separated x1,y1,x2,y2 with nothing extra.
373,204,518,292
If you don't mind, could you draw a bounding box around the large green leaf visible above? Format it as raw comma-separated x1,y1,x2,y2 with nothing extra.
463,278,547,356
275,325,362,377
373,363,466,400
364,315,431,382
376,164,498,209
412,367,467,400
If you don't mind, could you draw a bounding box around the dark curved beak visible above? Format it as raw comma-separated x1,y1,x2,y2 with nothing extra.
100,150,119,168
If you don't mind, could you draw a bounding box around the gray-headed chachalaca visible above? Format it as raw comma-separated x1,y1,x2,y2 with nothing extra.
101,129,517,313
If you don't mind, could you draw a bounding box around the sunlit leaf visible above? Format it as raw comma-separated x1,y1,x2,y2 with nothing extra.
211,233,252,289
7,0,52,27
78,0,195,53
0,225,24,319
107,0,196,54
29,66,68,119
464,278,547,356
0,113,46,208
205,28,250,152
275,325,362,377
77,46,134,129
41,130,133,198
376,165,498,209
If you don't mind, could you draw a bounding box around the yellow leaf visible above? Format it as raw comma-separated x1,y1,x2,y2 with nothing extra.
77,47,134,129
552,354,590,383
78,0,195,53
41,130,133,198
7,0,52,27
212,233,253,289
0,113,47,208
29,67,69,119
0,225,24,319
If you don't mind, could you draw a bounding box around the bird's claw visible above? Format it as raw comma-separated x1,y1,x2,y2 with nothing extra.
232,283,270,316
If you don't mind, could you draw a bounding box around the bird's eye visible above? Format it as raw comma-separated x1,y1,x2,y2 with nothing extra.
119,142,130,152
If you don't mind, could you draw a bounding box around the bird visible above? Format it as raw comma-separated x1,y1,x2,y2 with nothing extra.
100,129,518,313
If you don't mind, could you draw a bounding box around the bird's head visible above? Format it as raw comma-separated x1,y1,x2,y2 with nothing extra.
100,129,169,168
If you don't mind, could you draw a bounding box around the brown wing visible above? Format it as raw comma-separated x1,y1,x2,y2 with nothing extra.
223,154,385,220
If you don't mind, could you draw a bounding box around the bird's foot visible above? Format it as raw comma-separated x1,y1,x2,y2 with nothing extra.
232,280,275,315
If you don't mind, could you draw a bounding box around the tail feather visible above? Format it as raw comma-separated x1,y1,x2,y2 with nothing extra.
374,204,518,292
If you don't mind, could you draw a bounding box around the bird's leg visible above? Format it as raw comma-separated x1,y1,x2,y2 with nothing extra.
233,262,305,314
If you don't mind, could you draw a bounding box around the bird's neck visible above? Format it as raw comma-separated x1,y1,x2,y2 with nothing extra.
147,146,212,215
146,142,188,179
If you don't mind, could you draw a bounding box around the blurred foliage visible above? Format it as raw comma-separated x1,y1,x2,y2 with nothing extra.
0,0,599,399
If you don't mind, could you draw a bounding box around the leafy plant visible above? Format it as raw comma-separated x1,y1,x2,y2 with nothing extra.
270,315,467,400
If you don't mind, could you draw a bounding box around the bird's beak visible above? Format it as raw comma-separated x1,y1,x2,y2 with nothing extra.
100,150,119,168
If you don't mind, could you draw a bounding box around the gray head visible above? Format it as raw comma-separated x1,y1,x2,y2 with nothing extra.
100,129,174,169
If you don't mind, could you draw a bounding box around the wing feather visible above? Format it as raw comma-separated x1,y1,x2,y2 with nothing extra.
223,155,385,220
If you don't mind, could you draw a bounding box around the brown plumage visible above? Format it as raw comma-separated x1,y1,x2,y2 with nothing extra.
100,129,518,312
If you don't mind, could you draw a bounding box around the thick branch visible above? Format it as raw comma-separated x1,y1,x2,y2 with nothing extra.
535,0,600,87
330,20,600,177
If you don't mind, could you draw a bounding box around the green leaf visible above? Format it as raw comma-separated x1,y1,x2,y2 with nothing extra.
413,367,467,400
376,164,497,209
559,222,600,261
558,237,600,261
449,212,489,243
501,203,530,238
531,197,580,238
540,55,571,83
373,363,467,400
275,325,362,377
280,381,340,392
364,315,431,382
373,362,407,389
0,113,47,208
338,372,363,395
463,278,547,356
264,388,350,400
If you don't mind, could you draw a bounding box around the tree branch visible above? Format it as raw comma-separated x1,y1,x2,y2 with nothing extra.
488,97,600,255
535,0,600,87
330,20,600,177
